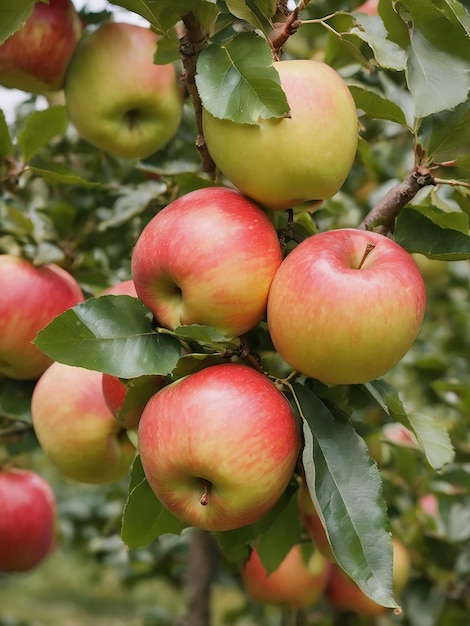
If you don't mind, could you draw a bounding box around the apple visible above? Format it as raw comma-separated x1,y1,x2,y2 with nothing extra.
355,0,379,16
0,254,84,380
202,60,358,210
0,468,56,572
267,228,426,385
64,22,183,159
297,478,335,562
240,543,331,608
0,0,82,93
101,279,138,297
31,362,136,484
326,537,411,615
138,363,301,531
131,187,283,337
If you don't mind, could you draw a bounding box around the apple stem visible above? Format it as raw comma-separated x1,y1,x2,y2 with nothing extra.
357,242,376,269
200,479,211,506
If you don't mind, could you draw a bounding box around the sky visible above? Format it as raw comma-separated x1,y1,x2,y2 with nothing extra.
0,0,148,123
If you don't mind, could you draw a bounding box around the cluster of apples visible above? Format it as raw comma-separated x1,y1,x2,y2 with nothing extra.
0,0,183,159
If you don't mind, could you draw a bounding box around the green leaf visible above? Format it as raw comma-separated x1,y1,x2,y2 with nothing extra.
195,33,290,124
0,110,14,158
173,324,240,350
17,106,68,163
420,102,470,164
350,14,407,70
348,83,409,127
394,205,470,260
295,384,397,610
225,0,276,34
34,295,184,378
28,161,104,187
121,456,188,548
0,0,35,45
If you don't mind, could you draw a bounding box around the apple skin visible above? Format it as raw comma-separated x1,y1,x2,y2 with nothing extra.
355,0,379,16
326,538,411,615
202,60,358,210
131,187,283,337
0,468,56,573
297,478,336,562
31,362,136,485
0,0,82,93
101,279,138,297
64,22,183,159
240,544,331,609
138,363,301,531
267,229,426,385
0,254,84,380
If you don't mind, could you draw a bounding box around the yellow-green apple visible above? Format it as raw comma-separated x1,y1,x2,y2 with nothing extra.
267,229,426,384
138,363,300,531
0,468,56,572
202,60,358,210
0,254,84,380
297,478,335,562
131,187,283,337
0,0,82,93
64,22,183,159
31,362,136,484
326,537,411,615
240,543,331,608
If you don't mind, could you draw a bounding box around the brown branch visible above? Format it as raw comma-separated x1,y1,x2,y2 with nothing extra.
179,13,216,177
358,167,435,235
269,8,302,58
185,529,215,626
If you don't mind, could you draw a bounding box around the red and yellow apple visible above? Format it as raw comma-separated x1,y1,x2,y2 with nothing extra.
202,60,358,210
64,22,183,159
0,254,84,380
0,0,82,93
0,468,56,572
240,544,331,608
131,187,283,337
138,363,300,531
267,229,426,384
31,362,136,484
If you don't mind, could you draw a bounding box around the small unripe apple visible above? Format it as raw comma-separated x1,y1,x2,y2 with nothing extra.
0,468,56,572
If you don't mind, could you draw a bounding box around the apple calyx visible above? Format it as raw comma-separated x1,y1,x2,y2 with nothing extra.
357,241,376,269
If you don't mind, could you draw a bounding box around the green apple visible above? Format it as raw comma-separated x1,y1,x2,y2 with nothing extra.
31,362,136,484
64,22,183,159
0,468,56,573
240,543,331,608
131,187,282,337
0,0,82,93
0,254,84,380
202,59,358,210
267,228,426,384
138,363,301,531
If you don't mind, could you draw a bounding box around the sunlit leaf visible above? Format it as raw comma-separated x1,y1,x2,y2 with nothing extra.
350,14,407,70
17,106,68,163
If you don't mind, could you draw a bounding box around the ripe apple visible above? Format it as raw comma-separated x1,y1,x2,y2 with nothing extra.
0,0,82,93
101,279,138,297
131,187,283,337
267,228,426,385
202,60,358,210
355,0,379,16
326,537,411,615
31,362,136,484
240,543,331,608
297,478,335,562
0,254,84,380
64,22,183,159
138,363,301,531
0,468,56,572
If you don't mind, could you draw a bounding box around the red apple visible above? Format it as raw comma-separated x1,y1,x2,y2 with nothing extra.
0,468,56,572
131,187,283,337
31,362,136,484
0,254,84,380
240,543,331,608
101,279,138,297
0,0,82,93
297,478,335,562
64,22,183,159
138,363,301,531
355,0,379,16
326,537,411,615
202,59,358,210
267,229,426,384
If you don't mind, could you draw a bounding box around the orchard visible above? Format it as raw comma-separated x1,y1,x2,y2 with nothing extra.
0,1,469,625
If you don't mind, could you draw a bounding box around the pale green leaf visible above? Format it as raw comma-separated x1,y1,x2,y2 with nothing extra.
17,106,68,163
350,14,407,70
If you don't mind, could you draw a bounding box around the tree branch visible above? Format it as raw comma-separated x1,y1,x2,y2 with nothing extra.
358,167,435,235
185,529,215,626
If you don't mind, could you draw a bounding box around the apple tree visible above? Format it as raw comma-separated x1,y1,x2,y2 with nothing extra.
1,1,469,625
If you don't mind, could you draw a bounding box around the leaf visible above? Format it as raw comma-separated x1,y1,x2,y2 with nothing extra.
28,161,104,187
348,83,409,127
0,0,35,45
121,456,188,548
195,33,290,124
17,106,68,163
294,384,397,610
0,110,14,158
224,0,276,35
420,102,470,164
350,14,407,70
394,205,470,260
173,324,241,350
34,295,184,378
